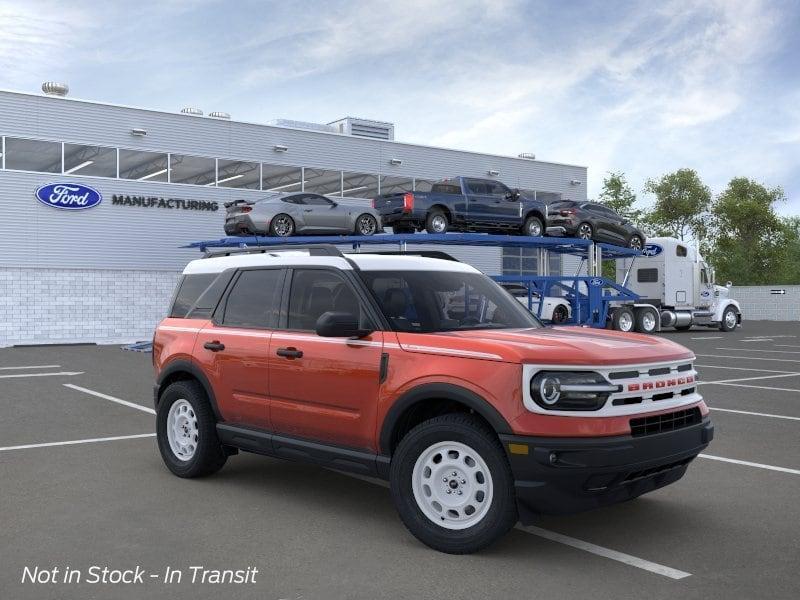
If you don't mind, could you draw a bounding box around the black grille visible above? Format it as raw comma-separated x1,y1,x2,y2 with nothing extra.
630,407,702,437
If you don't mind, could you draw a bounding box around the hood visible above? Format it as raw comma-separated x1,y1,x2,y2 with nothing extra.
396,326,694,366
714,285,730,299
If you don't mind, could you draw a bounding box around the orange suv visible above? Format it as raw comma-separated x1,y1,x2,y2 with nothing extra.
153,245,713,553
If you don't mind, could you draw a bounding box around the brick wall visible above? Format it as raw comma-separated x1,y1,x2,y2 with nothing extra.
729,286,800,322
0,268,180,346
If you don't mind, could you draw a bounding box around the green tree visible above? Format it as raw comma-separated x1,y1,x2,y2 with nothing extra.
598,172,641,221
707,178,788,285
642,169,711,241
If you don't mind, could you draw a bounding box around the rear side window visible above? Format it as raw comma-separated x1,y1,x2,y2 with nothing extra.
431,182,462,194
222,269,283,328
286,269,371,331
170,274,217,318
637,268,659,283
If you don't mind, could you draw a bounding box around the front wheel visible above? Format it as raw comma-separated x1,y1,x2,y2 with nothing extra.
551,304,569,324
628,235,644,250
390,414,517,554
522,215,544,237
355,213,378,236
156,380,227,478
719,306,738,332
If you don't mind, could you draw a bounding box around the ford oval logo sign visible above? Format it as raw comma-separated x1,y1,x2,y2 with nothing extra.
642,243,663,257
589,277,604,287
35,183,102,210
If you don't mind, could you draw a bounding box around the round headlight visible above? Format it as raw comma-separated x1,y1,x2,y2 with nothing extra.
538,375,561,405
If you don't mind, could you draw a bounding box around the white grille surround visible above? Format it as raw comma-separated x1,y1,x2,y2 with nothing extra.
521,358,701,417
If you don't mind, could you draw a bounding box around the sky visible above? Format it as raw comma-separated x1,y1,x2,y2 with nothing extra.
1,0,799,213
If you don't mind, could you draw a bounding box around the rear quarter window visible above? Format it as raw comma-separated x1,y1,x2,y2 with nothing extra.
170,274,217,318
431,183,462,194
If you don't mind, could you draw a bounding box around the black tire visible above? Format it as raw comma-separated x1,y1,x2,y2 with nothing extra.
628,235,644,250
522,215,544,237
634,307,658,334
551,304,569,324
156,380,227,478
611,307,635,332
354,213,378,236
269,214,295,237
425,209,449,234
576,222,593,240
390,414,517,554
719,306,738,332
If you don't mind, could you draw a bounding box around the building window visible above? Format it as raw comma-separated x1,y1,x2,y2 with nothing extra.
217,159,260,189
63,143,117,177
342,172,379,199
502,248,562,279
262,164,302,192
4,137,61,173
379,175,413,195
119,149,168,182
170,154,216,186
304,168,342,196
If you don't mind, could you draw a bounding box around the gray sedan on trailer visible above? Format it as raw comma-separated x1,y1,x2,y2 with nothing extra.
224,192,383,237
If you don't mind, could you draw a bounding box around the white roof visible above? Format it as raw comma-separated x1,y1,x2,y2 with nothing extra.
182,251,480,275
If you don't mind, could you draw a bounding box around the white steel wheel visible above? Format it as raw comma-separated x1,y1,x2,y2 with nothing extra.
411,441,494,530
167,399,199,461
618,311,633,332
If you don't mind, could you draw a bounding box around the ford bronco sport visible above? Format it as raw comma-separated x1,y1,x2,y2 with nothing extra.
153,245,713,554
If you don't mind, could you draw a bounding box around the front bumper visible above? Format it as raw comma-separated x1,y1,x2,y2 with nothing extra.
500,417,713,521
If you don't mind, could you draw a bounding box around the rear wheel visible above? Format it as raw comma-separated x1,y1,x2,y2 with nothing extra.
551,304,569,324
522,215,544,237
269,214,295,237
611,307,635,332
577,222,593,240
156,380,227,478
425,210,449,234
634,307,657,333
628,235,644,250
390,414,517,554
355,213,378,236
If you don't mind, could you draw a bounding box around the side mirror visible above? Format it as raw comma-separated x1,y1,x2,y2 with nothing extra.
315,311,372,338
505,189,521,201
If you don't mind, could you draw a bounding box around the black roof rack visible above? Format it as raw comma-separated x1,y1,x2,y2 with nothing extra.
203,244,344,259
358,250,460,262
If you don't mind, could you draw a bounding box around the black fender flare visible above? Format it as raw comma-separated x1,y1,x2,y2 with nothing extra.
155,359,221,420
379,383,512,455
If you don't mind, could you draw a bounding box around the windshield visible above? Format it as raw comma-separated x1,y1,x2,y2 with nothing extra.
358,270,542,333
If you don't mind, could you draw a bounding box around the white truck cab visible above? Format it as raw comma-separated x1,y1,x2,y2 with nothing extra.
613,237,741,333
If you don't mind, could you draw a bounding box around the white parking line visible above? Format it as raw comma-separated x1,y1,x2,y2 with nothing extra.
716,348,800,354
63,384,156,415
0,433,155,453
333,471,691,579
695,364,796,374
517,525,691,580
704,382,800,393
0,371,84,379
775,344,800,349
698,372,800,385
696,354,800,364
739,339,773,343
710,407,800,421
690,336,723,340
699,454,800,476
0,364,61,370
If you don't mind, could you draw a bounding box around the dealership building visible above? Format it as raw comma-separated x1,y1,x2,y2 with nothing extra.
0,85,588,346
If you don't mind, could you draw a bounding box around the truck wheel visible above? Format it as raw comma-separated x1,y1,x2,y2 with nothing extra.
611,307,635,332
577,222,593,240
269,214,295,237
156,380,227,478
425,210,449,234
551,304,569,323
634,308,657,333
522,216,544,237
390,414,517,554
719,306,738,332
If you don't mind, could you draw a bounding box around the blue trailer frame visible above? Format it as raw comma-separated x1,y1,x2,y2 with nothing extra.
186,233,641,328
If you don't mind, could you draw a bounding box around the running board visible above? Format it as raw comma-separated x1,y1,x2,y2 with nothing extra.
216,423,389,479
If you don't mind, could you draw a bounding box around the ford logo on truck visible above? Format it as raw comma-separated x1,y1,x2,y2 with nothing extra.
641,243,663,257
35,183,102,210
